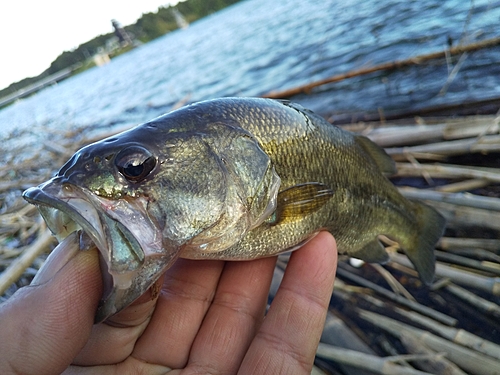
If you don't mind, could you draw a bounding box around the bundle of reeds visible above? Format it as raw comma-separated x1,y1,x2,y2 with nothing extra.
0,112,499,375
302,114,500,374
0,125,117,299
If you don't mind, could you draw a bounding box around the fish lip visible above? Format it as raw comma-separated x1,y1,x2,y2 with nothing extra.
23,179,169,323
23,183,106,249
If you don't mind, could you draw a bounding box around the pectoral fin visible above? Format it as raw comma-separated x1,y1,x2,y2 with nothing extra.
269,182,333,225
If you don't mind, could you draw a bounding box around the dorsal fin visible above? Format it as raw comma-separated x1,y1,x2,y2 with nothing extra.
354,135,396,175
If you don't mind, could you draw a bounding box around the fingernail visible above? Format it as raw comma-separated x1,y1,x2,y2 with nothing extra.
31,232,80,286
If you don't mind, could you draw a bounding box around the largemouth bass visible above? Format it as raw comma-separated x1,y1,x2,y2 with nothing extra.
23,98,445,322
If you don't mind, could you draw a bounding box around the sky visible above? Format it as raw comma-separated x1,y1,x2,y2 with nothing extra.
0,0,180,90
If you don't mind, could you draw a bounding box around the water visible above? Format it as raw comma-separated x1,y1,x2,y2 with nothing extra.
1,0,500,149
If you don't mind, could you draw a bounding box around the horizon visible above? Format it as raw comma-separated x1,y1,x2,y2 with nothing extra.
0,0,180,91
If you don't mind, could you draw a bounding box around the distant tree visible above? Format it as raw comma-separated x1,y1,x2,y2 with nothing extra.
48,51,84,74
0,0,243,98
79,34,112,55
136,12,171,41
157,6,177,25
177,0,241,20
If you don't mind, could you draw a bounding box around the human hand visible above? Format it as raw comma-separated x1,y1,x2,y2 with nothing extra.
0,232,337,375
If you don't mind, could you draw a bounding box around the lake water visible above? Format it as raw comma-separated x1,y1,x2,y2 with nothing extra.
1,0,500,152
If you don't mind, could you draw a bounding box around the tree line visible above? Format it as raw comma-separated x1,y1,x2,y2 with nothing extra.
1,0,242,99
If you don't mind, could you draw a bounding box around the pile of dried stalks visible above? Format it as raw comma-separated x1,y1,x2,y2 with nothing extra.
303,114,500,374
0,112,499,374
0,124,132,300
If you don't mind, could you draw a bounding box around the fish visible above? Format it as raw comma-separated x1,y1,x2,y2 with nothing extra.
23,97,446,323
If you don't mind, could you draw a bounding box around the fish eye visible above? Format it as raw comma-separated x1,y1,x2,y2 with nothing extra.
115,146,156,182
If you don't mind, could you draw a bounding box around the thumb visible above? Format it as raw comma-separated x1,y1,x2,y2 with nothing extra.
0,234,102,375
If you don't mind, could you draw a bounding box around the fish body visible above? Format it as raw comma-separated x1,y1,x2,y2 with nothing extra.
23,98,445,322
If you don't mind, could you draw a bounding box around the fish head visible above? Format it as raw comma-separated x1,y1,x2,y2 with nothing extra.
23,134,172,322
23,105,280,322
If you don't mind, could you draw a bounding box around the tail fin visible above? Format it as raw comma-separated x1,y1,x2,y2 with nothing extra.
404,202,446,285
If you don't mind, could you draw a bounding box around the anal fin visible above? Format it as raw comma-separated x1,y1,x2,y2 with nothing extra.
352,238,390,264
403,201,445,285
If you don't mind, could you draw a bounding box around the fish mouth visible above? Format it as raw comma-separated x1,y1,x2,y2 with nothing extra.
23,179,173,323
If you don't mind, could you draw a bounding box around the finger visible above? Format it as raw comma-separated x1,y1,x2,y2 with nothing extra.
184,255,277,373
132,258,226,367
0,245,102,375
64,357,172,375
240,232,337,375
72,278,161,365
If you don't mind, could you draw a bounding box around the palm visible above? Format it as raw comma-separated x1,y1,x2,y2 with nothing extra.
72,256,277,373
0,232,336,375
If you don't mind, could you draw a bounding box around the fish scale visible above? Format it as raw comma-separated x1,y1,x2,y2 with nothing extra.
178,99,444,282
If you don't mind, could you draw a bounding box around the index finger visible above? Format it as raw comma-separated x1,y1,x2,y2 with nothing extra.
239,232,337,375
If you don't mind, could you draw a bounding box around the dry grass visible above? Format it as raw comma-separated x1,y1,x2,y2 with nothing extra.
1,112,499,374
0,123,133,299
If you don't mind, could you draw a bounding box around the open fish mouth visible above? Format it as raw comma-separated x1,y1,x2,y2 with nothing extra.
23,178,172,323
